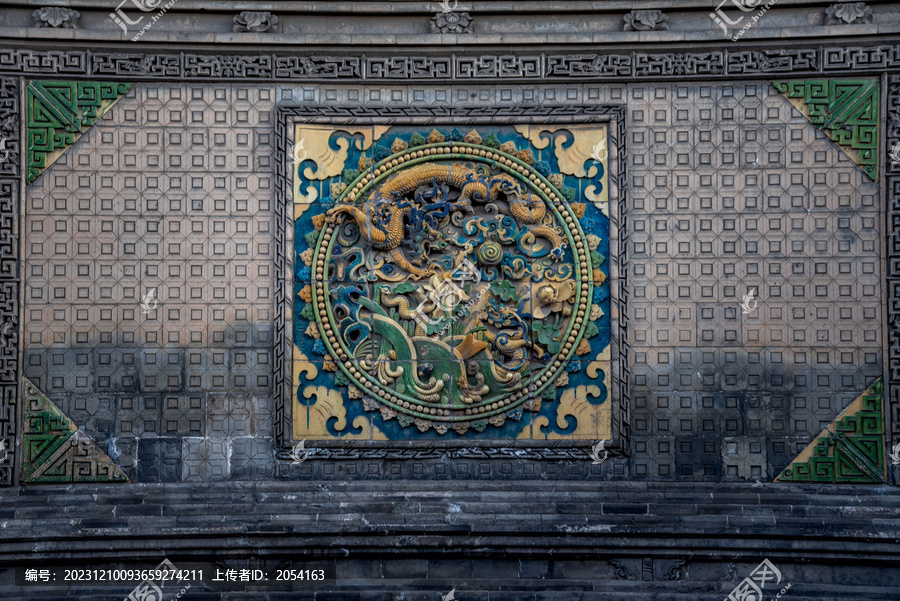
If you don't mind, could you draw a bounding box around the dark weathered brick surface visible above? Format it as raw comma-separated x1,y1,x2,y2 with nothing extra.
1,481,899,598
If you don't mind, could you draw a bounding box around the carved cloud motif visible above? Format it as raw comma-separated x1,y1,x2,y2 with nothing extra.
513,124,610,214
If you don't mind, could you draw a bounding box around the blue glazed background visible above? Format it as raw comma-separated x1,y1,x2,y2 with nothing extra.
293,125,610,440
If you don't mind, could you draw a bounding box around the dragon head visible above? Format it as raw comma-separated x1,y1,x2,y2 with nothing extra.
454,198,475,214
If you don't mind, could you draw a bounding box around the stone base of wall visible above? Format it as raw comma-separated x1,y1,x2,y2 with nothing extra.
1,481,898,599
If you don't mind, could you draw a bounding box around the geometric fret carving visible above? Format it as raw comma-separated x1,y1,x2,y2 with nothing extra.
21,379,128,483
0,76,20,177
0,47,894,82
776,379,885,483
0,75,18,487
773,78,879,180
25,80,130,183
885,74,900,485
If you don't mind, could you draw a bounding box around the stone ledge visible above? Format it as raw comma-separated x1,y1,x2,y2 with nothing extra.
5,0,900,47
1,481,899,564
5,24,900,46
0,1,844,11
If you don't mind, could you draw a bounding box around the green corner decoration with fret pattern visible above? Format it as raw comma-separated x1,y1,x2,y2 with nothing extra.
773,78,879,181
777,379,885,484
25,80,131,184
21,378,128,484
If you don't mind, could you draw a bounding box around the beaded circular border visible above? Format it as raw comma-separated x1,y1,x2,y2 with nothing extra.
311,141,594,425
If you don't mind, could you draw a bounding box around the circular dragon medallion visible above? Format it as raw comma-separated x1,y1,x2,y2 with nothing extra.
307,137,596,435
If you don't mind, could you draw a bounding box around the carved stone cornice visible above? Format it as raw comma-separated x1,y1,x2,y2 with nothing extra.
0,46,899,83
0,1,895,46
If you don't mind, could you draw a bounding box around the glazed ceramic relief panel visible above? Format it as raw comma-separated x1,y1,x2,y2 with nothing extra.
291,125,612,441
